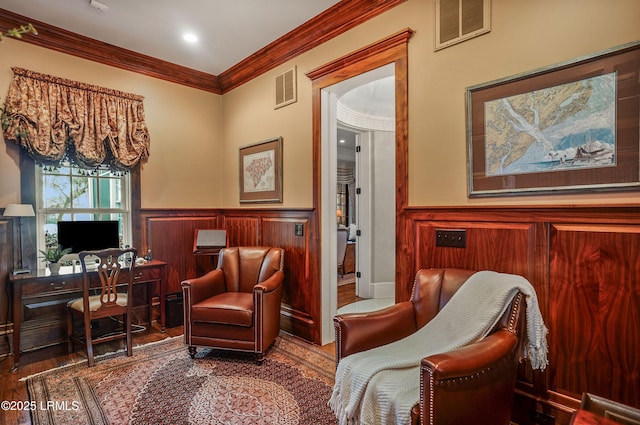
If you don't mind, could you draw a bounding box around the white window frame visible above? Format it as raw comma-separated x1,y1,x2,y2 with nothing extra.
35,163,132,255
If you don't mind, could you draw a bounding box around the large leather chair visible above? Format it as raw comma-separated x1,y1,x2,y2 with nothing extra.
334,268,526,425
181,246,284,362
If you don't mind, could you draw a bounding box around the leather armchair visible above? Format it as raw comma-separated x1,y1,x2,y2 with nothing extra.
181,246,284,362
334,268,526,425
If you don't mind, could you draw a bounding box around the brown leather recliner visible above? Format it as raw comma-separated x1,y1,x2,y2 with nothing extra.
181,246,284,362
334,268,526,425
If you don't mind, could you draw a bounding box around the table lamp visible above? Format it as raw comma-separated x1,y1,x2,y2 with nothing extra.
3,203,35,275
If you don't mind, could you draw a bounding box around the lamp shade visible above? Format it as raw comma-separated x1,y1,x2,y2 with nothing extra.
3,203,35,217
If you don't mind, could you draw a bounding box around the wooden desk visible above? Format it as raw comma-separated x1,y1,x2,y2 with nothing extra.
9,259,167,369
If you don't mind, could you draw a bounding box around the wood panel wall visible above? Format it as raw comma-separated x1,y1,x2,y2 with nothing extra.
402,205,640,424
0,218,13,357
140,208,319,342
5,204,637,420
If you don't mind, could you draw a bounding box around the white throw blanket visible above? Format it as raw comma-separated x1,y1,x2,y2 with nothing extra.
328,270,548,425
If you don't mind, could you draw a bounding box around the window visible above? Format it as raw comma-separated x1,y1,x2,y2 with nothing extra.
36,163,131,253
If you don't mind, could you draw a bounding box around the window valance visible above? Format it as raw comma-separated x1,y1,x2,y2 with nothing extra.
2,67,150,172
337,160,355,184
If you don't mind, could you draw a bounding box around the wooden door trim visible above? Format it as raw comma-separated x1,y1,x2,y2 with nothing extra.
306,28,413,343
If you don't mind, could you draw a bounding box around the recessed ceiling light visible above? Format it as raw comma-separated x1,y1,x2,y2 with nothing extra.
183,32,198,43
339,139,345,143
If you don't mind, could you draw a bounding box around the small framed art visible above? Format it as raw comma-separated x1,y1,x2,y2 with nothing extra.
239,137,283,203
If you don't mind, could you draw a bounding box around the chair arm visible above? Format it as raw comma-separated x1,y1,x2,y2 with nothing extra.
334,302,417,364
254,270,284,293
421,329,518,379
181,269,225,305
419,329,520,425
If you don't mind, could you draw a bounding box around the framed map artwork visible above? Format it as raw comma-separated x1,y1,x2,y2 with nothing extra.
239,137,283,203
466,41,640,197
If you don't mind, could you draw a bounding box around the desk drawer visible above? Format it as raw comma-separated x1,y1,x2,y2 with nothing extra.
132,266,162,283
20,276,82,296
19,269,160,298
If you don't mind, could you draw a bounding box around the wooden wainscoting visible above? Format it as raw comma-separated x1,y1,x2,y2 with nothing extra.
0,218,13,357
402,205,640,425
138,205,640,423
139,208,319,342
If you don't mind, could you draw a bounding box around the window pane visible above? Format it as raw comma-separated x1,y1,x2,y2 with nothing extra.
98,178,121,208
42,174,71,209
71,176,92,208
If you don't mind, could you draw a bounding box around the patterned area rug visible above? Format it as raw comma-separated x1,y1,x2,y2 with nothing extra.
25,334,337,425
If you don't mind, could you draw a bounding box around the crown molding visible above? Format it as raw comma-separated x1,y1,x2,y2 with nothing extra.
0,9,221,93
0,0,405,94
216,0,406,93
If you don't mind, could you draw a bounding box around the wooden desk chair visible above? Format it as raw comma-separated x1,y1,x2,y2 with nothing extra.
67,247,137,367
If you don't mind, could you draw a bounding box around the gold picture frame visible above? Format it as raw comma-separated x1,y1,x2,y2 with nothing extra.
239,137,283,203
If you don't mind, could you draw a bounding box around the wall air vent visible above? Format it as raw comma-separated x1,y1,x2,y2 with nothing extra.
435,0,491,51
275,66,297,109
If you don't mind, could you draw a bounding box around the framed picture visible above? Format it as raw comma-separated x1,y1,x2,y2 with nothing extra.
466,41,640,197
239,137,283,203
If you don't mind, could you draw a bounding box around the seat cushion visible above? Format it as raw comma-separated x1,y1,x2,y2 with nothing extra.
67,293,128,312
191,292,254,327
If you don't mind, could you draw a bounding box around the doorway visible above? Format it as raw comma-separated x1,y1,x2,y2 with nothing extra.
307,29,411,345
320,66,397,343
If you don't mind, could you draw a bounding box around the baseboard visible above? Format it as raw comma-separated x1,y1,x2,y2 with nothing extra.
370,281,394,298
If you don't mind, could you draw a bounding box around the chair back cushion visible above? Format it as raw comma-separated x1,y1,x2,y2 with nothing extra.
411,268,475,329
218,246,284,293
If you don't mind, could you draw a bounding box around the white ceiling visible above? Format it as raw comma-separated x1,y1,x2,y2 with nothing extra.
1,0,341,75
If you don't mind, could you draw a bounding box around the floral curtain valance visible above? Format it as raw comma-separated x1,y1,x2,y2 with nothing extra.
2,67,150,172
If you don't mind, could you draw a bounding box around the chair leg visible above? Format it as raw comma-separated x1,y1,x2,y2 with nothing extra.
188,346,197,359
255,353,265,365
125,313,132,357
85,326,94,367
66,310,73,354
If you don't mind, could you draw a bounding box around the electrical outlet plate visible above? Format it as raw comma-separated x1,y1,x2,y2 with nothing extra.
294,223,304,236
435,229,466,248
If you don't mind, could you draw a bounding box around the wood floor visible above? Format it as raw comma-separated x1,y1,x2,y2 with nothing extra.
0,282,362,425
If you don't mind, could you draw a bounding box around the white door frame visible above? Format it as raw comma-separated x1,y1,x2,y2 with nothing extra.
319,66,395,345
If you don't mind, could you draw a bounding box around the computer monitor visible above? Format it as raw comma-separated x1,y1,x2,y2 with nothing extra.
56,220,120,253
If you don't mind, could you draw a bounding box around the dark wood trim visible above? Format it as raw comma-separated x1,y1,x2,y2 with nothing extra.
218,0,407,93
308,29,413,335
0,9,220,94
0,0,405,94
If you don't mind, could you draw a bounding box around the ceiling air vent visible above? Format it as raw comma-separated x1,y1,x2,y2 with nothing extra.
275,66,297,109
435,0,491,51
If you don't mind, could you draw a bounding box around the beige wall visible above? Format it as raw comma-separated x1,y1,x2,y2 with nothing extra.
2,0,640,210
222,0,640,207
0,38,223,209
